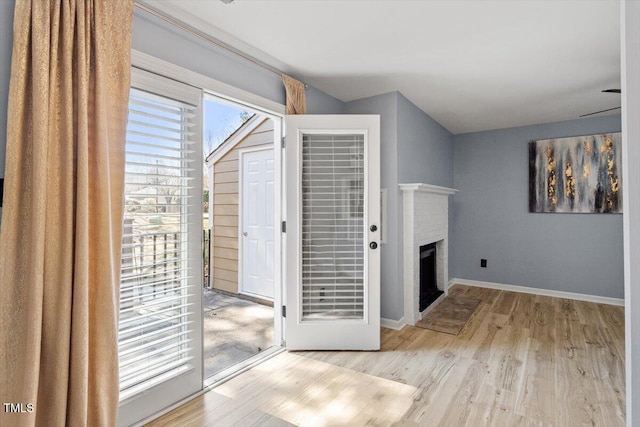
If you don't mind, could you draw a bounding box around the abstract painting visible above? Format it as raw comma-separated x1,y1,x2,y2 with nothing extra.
529,133,622,213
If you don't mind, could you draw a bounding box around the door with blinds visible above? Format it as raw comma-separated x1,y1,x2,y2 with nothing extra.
117,69,203,426
285,115,380,350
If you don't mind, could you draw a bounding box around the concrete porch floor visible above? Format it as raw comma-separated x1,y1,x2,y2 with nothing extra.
203,290,274,379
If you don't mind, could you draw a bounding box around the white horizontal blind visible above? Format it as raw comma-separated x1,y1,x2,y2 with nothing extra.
118,88,197,400
301,133,365,320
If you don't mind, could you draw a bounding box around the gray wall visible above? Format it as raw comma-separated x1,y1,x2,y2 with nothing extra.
451,115,624,298
397,93,454,187
345,92,454,320
135,9,451,321
133,10,344,114
344,92,399,319
2,0,621,313
0,4,344,224
396,93,454,321
0,0,14,220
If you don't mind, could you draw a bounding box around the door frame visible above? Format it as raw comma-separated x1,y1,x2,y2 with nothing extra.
204,96,284,351
205,100,284,350
125,50,286,424
238,145,277,302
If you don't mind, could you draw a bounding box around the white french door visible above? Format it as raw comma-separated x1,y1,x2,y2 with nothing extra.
117,68,203,426
241,148,275,299
285,115,380,350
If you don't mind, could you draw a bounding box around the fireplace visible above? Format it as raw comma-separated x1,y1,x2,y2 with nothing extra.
419,243,442,311
400,183,457,326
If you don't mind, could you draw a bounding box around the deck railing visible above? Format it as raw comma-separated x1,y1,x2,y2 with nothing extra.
122,223,212,305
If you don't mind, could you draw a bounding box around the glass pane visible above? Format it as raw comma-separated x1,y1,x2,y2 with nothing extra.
301,133,365,321
118,88,195,399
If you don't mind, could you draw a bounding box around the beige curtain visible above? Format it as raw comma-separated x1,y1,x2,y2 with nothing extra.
0,1,133,425
282,74,307,114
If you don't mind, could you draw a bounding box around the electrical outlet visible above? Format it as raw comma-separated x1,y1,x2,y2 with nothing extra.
481,259,487,268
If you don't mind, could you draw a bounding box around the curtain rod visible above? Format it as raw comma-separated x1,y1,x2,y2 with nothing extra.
133,2,308,88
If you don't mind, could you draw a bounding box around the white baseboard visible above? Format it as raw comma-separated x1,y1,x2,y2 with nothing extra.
381,316,406,330
449,278,624,307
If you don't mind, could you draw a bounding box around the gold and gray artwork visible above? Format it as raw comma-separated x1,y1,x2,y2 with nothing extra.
529,133,622,213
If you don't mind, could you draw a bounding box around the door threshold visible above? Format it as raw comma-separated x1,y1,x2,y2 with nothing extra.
204,345,285,390
237,291,274,307
210,288,274,307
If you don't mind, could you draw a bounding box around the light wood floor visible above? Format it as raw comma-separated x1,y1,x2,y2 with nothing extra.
148,285,626,426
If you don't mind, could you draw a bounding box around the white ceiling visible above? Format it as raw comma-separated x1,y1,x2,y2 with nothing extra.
146,0,621,134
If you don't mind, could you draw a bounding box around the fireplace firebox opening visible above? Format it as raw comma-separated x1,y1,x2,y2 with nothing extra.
419,243,443,311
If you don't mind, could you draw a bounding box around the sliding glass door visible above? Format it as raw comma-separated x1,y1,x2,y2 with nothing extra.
117,68,203,426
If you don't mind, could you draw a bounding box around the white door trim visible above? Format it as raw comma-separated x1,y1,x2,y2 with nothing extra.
208,162,215,289
273,121,283,346
622,2,640,425
238,146,276,301
131,50,285,116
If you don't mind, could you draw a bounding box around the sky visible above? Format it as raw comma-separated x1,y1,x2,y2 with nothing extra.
203,97,251,157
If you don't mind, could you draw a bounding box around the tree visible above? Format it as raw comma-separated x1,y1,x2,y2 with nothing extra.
239,110,251,123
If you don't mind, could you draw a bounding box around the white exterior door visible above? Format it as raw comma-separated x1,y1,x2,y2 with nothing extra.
285,115,380,350
241,148,275,299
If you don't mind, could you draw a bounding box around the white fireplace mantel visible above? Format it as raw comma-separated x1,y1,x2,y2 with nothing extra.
400,183,458,326
399,183,458,196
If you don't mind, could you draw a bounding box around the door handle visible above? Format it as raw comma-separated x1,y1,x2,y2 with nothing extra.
370,225,377,232
243,231,248,236
369,242,378,250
